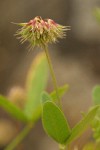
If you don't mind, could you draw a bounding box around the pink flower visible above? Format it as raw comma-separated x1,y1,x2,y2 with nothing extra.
15,16,70,48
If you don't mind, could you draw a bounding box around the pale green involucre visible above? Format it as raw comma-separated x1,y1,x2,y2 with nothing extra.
15,16,69,48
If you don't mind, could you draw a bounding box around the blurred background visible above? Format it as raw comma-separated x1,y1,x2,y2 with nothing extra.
0,0,100,149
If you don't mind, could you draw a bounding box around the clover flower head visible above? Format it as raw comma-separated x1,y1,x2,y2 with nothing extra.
16,16,70,48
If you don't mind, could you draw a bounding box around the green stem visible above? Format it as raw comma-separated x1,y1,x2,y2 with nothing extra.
43,45,61,107
59,144,66,150
5,123,33,150
59,144,71,150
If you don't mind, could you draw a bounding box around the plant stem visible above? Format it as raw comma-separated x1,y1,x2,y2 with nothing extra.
59,144,66,150
43,45,61,107
5,123,33,150
59,144,71,150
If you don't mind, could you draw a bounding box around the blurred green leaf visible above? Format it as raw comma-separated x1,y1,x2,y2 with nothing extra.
94,8,100,23
41,91,52,104
96,142,100,150
92,119,100,141
24,52,48,121
92,86,100,142
83,143,95,150
42,101,71,144
92,85,100,105
83,142,100,150
41,84,69,104
92,115,100,142
66,105,100,144
0,95,28,122
50,84,69,101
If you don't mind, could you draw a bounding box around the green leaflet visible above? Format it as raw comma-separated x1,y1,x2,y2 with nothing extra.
41,84,69,104
92,85,100,142
41,91,52,104
24,52,48,121
50,84,69,101
92,85,100,105
92,116,100,142
66,105,100,144
42,101,71,144
0,95,28,122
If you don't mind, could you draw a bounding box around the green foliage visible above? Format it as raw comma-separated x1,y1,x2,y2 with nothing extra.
66,106,100,144
0,52,48,123
41,86,100,146
83,143,95,150
41,91,52,104
42,101,71,144
41,84,69,104
50,84,69,101
94,8,100,23
92,116,100,142
93,85,100,105
0,95,28,122
92,86,100,142
24,52,48,121
83,142,100,150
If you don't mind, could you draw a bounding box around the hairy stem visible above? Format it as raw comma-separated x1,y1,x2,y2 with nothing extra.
43,45,61,107
5,123,33,150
